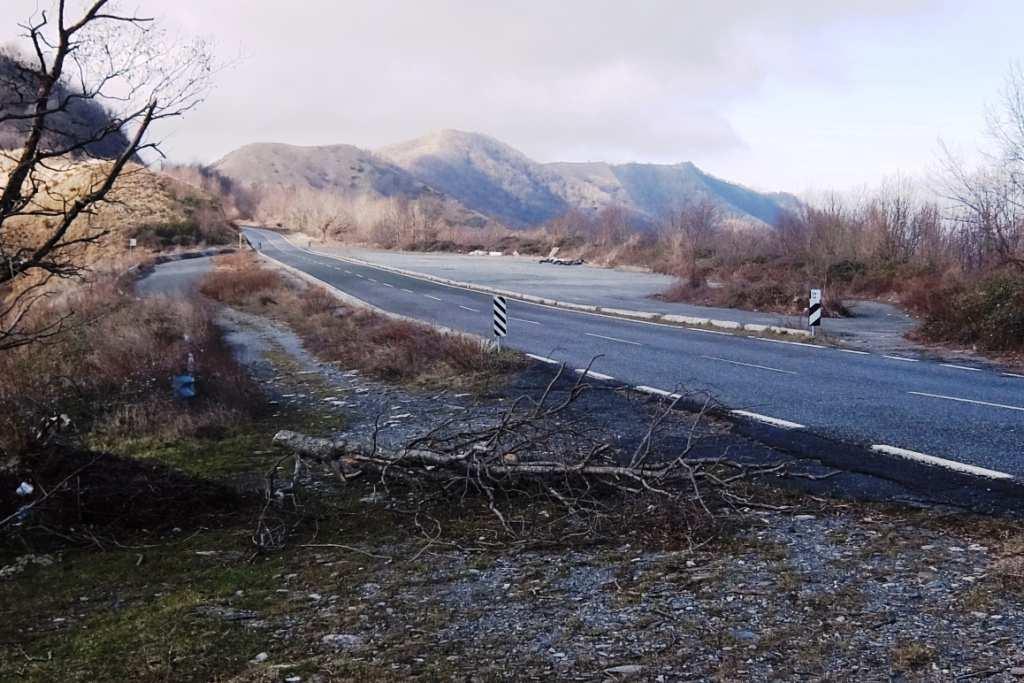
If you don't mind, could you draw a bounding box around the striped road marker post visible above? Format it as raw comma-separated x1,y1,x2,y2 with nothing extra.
808,288,822,336
492,295,508,350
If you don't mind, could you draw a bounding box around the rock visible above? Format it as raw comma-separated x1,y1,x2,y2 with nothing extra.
730,628,758,642
1007,667,1024,676
250,652,268,664
321,633,363,650
605,664,643,677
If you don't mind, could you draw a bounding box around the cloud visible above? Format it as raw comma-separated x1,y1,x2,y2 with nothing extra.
0,0,949,188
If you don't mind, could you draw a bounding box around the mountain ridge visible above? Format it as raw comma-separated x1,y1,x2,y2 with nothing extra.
214,129,797,229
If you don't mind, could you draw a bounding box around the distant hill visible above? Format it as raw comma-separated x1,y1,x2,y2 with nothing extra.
214,142,491,228
216,129,797,229
0,52,131,159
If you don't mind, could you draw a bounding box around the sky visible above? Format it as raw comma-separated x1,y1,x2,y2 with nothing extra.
3,0,1023,195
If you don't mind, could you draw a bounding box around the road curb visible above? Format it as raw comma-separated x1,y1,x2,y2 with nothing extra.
274,233,812,339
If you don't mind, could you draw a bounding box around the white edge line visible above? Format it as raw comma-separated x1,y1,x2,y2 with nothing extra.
759,338,822,349
1002,372,1024,379
635,385,681,399
883,354,919,362
871,445,1013,480
729,410,806,430
839,348,871,355
687,327,732,336
526,353,560,365
574,368,615,381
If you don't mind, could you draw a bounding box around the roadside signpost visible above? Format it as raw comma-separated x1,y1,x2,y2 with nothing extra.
128,237,137,253
492,295,508,349
809,288,822,336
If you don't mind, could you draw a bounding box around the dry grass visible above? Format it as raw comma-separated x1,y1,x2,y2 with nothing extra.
0,278,261,459
201,253,523,390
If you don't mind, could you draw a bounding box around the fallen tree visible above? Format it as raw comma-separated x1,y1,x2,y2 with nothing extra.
272,366,788,536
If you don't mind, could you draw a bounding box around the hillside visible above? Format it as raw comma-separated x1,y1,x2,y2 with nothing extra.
2,158,234,266
0,52,130,159
378,129,573,227
215,143,430,199
213,142,491,229
215,130,797,229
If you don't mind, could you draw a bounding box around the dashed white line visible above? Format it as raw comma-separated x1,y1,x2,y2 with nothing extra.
908,391,1024,413
940,363,981,372
839,348,871,355
635,385,681,399
574,368,615,381
584,332,642,346
368,278,378,283
512,317,541,325
871,445,1013,480
729,410,806,430
883,354,918,362
355,274,364,279
459,305,480,312
702,355,796,375
526,353,560,365
344,270,352,274
401,288,415,294
381,283,394,288
424,294,442,301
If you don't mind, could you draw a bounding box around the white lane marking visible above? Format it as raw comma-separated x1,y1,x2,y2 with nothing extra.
908,391,1024,413
401,288,415,294
355,273,364,279
584,332,642,346
512,317,541,325
871,445,1013,480
759,338,822,349
344,270,352,274
574,368,615,381
1002,372,1024,379
424,294,442,301
459,305,480,312
368,278,378,283
729,410,806,430
940,363,981,372
526,353,560,365
839,348,871,355
635,385,681,399
381,283,394,288
702,355,796,375
883,354,918,362
688,327,732,336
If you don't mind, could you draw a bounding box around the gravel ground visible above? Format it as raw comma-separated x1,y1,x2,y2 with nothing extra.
205,303,1024,682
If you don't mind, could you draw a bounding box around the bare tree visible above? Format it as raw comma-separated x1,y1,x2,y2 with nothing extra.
0,0,215,351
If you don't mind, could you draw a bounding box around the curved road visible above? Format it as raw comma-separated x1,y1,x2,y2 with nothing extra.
244,227,1023,482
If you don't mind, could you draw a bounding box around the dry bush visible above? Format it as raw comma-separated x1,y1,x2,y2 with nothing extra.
0,280,261,459
202,254,522,388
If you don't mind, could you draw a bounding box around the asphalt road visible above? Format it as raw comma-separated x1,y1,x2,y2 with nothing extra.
244,227,1024,483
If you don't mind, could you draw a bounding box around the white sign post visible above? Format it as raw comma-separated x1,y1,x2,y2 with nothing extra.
128,238,137,254
809,288,823,336
492,295,508,350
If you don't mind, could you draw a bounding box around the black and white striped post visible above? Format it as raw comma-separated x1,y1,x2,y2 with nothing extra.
808,288,822,336
492,295,508,350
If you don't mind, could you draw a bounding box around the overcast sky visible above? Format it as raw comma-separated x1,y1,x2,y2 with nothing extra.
5,1,1022,194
